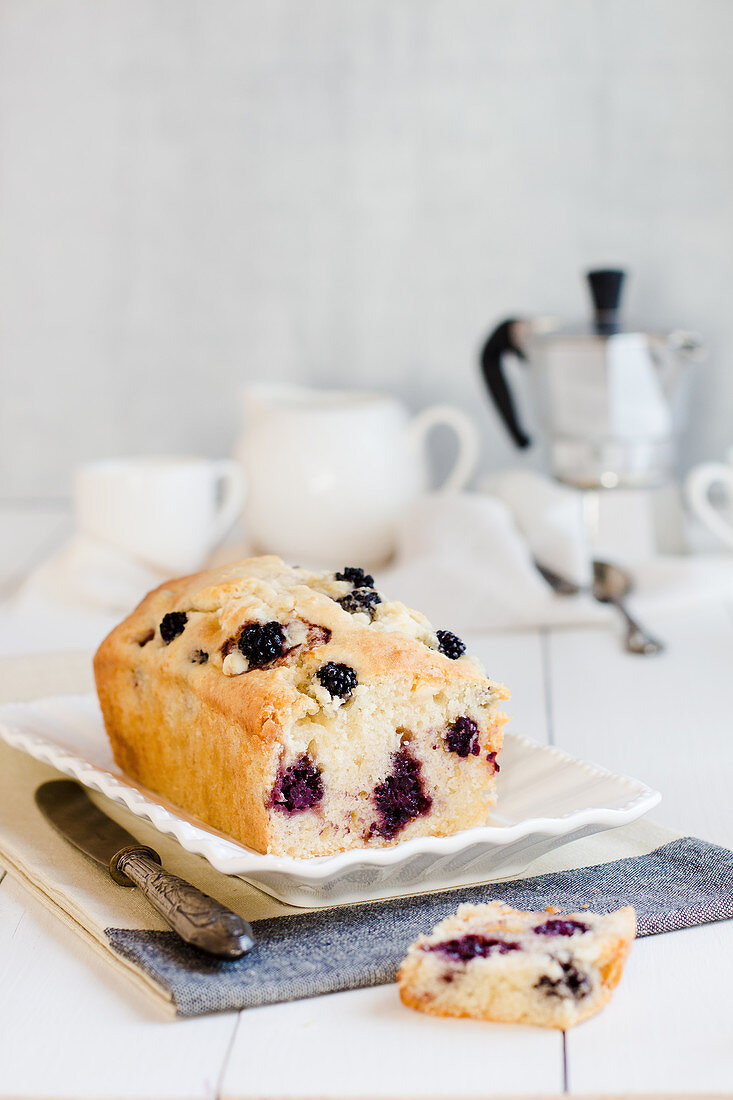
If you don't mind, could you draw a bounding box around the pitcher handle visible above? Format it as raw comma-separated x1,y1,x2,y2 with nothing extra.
409,405,479,493
210,460,247,547
685,463,733,549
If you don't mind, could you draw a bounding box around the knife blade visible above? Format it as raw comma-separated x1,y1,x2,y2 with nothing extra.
35,779,254,959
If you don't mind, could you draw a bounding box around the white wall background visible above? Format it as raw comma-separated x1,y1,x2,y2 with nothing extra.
1,0,732,498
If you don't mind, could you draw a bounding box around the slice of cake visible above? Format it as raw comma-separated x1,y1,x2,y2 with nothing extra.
398,901,636,1028
94,556,508,858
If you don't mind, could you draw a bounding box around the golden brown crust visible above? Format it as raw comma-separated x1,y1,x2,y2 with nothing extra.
397,978,617,1027
96,559,502,732
94,556,508,856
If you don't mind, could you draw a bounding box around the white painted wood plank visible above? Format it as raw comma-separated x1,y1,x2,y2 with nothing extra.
220,984,563,1099
547,604,733,848
548,605,733,1095
567,921,733,1094
0,876,236,1100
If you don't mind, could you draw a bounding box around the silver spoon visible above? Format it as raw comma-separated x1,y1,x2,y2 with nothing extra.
534,559,665,655
592,560,665,655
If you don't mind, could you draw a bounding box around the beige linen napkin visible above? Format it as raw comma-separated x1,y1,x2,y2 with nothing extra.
0,652,303,1011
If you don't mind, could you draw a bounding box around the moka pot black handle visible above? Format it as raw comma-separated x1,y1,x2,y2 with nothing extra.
479,319,531,449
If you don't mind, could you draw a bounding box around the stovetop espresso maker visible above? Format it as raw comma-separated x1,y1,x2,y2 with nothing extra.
480,269,704,489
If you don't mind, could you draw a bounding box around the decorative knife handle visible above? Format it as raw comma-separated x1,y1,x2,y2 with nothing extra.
111,845,254,959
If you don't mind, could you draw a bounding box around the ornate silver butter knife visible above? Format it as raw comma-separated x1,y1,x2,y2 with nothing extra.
35,779,254,959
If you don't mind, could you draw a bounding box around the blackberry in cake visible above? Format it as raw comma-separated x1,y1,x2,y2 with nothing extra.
398,901,636,1029
436,630,466,660
94,556,508,858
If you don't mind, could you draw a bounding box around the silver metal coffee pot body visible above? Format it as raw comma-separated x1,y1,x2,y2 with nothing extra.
480,270,704,490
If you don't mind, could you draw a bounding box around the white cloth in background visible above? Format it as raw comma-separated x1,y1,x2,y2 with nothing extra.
2,532,256,655
6,481,733,651
15,533,169,615
377,490,733,634
480,469,593,586
378,492,605,632
2,535,167,656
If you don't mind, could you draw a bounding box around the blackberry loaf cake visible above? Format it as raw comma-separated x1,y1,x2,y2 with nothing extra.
94,556,508,858
398,902,636,1028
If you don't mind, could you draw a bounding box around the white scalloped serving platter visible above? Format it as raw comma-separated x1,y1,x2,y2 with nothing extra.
0,694,660,907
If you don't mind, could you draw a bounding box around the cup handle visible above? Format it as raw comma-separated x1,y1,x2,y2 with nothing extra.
409,405,480,493
210,460,246,547
685,463,733,549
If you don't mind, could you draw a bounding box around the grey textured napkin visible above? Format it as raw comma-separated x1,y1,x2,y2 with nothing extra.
106,835,733,1017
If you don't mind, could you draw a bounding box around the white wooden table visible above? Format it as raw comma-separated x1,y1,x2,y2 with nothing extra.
1,503,732,1099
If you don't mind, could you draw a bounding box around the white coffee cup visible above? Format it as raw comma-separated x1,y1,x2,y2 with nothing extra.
685,446,733,550
75,456,246,575
236,385,479,566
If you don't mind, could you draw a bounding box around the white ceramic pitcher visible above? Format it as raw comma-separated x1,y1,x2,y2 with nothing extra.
236,385,479,566
685,446,733,550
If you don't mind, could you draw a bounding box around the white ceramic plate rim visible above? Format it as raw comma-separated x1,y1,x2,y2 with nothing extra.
0,693,661,880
